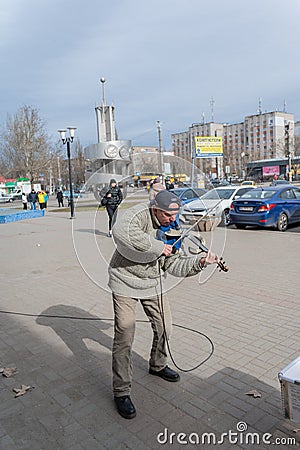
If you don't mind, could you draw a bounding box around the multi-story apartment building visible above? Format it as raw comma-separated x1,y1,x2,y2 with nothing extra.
172,111,295,178
172,122,224,178
244,111,294,160
223,122,244,177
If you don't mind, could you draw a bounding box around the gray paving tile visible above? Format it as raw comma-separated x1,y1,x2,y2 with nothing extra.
1,212,300,447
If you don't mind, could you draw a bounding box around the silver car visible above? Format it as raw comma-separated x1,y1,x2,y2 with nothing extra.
181,185,255,227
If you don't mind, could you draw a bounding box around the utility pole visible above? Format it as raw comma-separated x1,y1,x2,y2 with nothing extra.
157,121,164,179
214,130,219,179
190,128,195,187
49,152,53,194
285,123,292,182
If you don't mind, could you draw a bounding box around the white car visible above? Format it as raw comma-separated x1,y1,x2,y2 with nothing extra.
0,192,15,203
181,185,255,227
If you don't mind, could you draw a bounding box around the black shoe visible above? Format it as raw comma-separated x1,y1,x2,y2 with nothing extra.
114,395,136,419
149,365,180,382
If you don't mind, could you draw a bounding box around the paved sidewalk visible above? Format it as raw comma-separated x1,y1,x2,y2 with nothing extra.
0,203,300,449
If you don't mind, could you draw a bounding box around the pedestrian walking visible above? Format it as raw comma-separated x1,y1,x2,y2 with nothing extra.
101,179,123,237
56,190,64,207
108,190,220,419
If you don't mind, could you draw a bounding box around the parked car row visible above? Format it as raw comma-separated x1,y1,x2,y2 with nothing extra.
176,183,300,232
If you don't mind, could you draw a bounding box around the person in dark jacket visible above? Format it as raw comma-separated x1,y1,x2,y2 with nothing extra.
27,189,38,210
56,189,64,207
101,179,123,237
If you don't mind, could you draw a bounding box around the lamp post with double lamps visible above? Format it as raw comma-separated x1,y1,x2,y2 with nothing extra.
58,127,77,219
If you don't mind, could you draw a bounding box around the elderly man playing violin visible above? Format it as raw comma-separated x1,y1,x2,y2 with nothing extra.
108,190,219,419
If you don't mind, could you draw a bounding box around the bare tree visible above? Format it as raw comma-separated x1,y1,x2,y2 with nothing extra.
294,135,300,157
54,138,85,189
132,152,159,174
0,105,51,184
71,139,85,187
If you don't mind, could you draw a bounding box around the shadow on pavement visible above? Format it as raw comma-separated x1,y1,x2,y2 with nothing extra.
0,308,299,449
36,304,113,359
75,228,108,236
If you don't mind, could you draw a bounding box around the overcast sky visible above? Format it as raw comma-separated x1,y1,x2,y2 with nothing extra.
1,0,300,149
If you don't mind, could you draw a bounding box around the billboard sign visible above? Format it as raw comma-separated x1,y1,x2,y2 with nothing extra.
262,165,280,176
195,137,223,158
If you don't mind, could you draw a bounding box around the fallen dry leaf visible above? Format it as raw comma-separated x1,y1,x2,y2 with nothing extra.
13,385,33,398
245,389,262,398
0,367,17,378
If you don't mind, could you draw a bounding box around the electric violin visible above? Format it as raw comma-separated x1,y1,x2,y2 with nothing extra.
186,234,229,273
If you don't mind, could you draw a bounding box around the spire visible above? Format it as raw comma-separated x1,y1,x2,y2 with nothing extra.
100,77,106,106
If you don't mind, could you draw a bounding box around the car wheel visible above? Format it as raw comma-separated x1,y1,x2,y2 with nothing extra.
277,212,288,232
235,224,246,229
220,209,230,227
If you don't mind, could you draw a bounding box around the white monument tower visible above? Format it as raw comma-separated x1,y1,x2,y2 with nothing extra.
84,78,132,200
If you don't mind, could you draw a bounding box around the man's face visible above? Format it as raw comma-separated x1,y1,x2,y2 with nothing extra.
154,203,179,226
111,183,116,188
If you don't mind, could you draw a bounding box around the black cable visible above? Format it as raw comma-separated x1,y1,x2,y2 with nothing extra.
157,263,214,372
0,309,150,323
0,309,214,372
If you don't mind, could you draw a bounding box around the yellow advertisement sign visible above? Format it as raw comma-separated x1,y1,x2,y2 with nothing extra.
195,136,223,158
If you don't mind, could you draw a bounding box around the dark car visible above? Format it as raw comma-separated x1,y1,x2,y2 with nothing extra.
229,185,300,231
170,187,207,205
269,179,291,186
208,178,230,187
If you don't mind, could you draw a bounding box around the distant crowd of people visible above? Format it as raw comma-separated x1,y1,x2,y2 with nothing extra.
21,188,67,211
23,189,49,211
146,178,175,194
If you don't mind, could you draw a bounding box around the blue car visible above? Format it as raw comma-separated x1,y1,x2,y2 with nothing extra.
170,187,207,205
63,190,82,199
229,185,300,231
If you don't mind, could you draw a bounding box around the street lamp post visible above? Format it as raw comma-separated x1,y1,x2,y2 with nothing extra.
157,121,164,180
58,127,77,219
241,152,249,179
